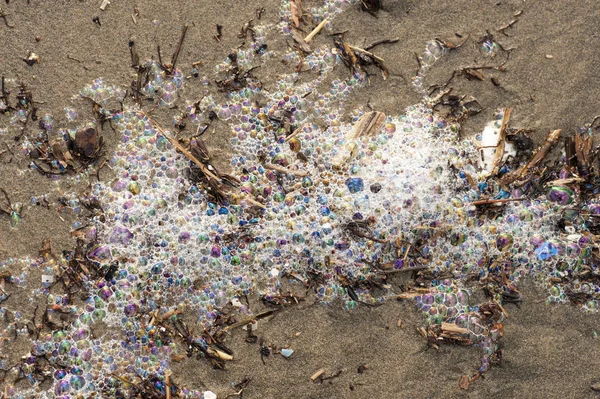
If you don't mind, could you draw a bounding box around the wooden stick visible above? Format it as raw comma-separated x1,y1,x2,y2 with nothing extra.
264,163,308,177
402,244,411,262
310,369,325,381
389,291,422,299
207,347,233,361
502,129,562,185
241,195,267,209
469,198,526,206
170,24,189,73
348,45,385,63
490,107,512,176
284,126,304,142
145,114,266,210
544,177,584,186
145,115,220,180
165,370,172,399
222,310,276,332
441,322,469,334
494,299,509,318
364,37,400,51
304,18,328,43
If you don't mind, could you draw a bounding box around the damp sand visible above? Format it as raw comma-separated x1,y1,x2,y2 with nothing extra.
2,1,600,398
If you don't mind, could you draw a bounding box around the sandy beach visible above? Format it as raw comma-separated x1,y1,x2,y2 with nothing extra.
2,1,600,398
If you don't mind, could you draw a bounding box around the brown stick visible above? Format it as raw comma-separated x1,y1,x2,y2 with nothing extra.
170,24,189,73
147,116,220,181
165,370,172,399
348,45,385,63
364,37,400,51
493,299,510,318
469,198,526,206
501,129,561,185
145,116,267,210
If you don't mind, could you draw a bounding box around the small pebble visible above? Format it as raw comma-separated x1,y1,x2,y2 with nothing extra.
281,348,294,358
203,391,217,399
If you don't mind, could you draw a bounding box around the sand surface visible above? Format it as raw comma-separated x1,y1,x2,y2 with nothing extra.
1,0,600,398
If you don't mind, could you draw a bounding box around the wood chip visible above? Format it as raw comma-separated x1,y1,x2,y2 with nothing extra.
206,347,233,361
290,0,302,28
311,369,325,381
290,28,312,53
441,322,469,334
350,111,386,139
264,163,308,177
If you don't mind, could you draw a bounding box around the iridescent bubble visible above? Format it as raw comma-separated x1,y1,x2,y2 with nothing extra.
124,303,139,317
54,369,67,380
450,232,467,246
496,233,513,251
109,227,134,245
56,380,70,395
92,309,106,322
218,106,232,120
230,103,242,115
59,340,72,355
53,330,67,342
73,328,89,341
272,153,292,166
480,39,500,57
128,181,141,195
70,375,86,390
457,290,469,306
345,178,364,193
289,138,301,152
547,186,574,205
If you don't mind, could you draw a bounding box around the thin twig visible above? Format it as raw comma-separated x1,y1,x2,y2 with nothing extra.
222,310,277,332
364,37,399,51
170,24,189,73
469,198,526,206
146,115,220,180
348,45,384,62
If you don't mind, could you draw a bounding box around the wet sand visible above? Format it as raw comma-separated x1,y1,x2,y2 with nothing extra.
2,0,600,398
